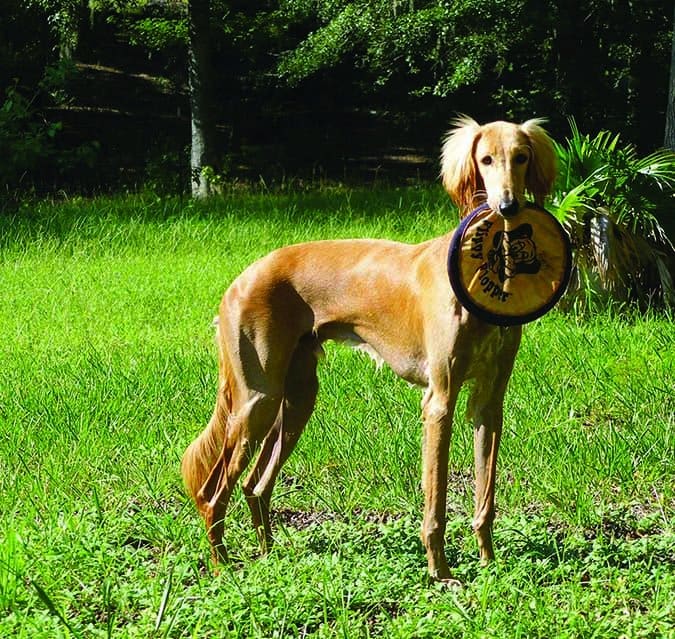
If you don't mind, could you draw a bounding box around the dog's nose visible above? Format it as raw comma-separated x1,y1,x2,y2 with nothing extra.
498,198,519,217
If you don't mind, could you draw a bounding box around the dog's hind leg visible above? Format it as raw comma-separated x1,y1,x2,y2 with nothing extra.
198,387,283,561
195,322,302,561
193,276,317,561
241,336,320,551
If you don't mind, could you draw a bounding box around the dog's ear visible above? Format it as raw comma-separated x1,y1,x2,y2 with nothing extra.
521,119,557,206
440,116,482,216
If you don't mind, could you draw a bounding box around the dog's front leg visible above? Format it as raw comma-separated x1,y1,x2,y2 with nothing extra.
470,328,520,564
420,386,458,581
472,404,503,564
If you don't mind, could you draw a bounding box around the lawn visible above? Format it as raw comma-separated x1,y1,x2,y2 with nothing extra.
0,188,673,638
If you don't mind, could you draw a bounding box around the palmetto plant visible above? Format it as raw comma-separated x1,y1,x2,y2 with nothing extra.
552,119,675,309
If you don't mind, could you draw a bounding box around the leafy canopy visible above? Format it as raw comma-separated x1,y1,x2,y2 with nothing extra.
277,0,528,96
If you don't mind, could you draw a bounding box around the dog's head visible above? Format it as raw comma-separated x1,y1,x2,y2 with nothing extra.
440,117,557,218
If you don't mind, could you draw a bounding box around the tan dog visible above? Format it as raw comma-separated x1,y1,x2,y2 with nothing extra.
181,117,557,582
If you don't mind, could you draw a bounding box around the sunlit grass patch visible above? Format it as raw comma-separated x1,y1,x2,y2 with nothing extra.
1,188,672,637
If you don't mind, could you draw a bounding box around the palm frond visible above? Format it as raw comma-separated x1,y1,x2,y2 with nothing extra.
554,120,675,310
634,149,675,188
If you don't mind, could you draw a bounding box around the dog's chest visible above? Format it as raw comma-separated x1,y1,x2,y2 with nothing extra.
464,325,512,380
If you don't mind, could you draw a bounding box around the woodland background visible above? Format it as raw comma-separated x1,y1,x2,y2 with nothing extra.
2,0,674,197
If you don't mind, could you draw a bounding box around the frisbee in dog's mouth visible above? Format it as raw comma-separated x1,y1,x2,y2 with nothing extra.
447,203,572,326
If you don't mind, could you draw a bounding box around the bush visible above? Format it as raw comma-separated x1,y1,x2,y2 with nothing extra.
0,81,60,193
552,120,675,310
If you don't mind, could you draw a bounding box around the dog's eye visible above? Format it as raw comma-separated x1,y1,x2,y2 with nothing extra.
514,153,528,165
480,156,493,166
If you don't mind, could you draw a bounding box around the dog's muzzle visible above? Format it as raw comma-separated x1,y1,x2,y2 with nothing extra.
498,198,520,218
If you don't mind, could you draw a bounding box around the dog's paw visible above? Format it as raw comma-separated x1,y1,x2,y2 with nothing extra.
432,576,463,590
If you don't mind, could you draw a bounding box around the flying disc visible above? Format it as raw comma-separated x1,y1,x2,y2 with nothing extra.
447,203,572,326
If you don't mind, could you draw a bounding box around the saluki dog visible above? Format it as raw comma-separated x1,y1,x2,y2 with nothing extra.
181,117,557,582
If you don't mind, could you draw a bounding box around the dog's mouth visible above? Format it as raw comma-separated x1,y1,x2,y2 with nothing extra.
497,197,520,218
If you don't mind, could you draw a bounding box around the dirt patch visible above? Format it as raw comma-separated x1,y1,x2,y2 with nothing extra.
273,508,407,530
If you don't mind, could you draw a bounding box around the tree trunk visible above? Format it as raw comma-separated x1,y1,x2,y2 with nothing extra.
188,0,217,198
665,5,675,150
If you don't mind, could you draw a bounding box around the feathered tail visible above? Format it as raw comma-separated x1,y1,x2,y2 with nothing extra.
181,318,234,502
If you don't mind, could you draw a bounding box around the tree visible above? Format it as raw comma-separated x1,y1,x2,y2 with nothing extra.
277,1,672,146
277,1,529,99
665,5,675,150
4,0,673,194
18,0,220,197
25,0,89,60
187,0,217,198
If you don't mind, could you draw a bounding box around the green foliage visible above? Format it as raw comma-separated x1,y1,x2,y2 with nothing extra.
126,16,188,50
0,60,101,197
39,57,79,105
24,0,189,58
553,120,675,308
277,0,527,96
109,1,189,51
5,0,674,195
24,0,89,57
276,0,671,135
0,83,61,192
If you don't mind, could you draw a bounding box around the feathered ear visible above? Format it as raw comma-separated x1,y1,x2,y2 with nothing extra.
521,119,557,206
440,116,482,216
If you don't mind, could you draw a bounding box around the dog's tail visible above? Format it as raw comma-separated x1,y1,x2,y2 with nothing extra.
181,316,234,502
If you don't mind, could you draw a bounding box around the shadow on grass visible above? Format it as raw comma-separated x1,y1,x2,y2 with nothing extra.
0,185,458,253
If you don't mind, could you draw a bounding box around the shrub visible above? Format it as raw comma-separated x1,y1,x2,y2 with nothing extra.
552,120,675,310
0,81,60,193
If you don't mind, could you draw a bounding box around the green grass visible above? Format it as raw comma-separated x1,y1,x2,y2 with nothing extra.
1,188,673,638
